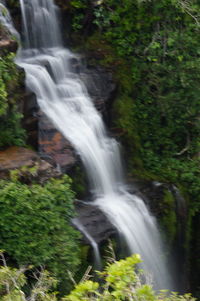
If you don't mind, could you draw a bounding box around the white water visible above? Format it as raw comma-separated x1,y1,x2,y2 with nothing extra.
73,218,102,269
0,0,173,290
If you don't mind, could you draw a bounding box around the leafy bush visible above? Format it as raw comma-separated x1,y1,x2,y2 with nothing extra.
65,254,195,301
0,250,57,301
0,251,196,301
0,176,81,292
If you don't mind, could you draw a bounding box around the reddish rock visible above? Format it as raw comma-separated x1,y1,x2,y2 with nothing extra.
38,112,76,171
0,146,37,172
0,146,61,182
0,25,18,55
22,64,116,171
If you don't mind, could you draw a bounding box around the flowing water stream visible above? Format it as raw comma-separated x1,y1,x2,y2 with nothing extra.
73,218,102,269
1,0,173,290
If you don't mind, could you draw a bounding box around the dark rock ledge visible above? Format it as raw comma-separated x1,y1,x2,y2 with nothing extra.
74,201,117,245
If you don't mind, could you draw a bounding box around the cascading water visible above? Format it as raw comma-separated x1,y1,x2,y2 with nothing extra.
73,218,102,269
2,0,173,290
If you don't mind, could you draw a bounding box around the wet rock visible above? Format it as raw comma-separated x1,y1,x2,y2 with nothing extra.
23,92,39,149
80,65,116,115
0,146,61,182
74,201,117,244
38,111,76,171
0,25,18,55
22,91,76,171
131,179,187,219
23,64,116,170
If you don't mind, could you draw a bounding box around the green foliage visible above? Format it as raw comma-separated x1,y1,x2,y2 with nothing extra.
10,163,40,182
70,0,88,31
0,252,196,301
0,176,81,292
65,254,195,301
0,53,26,148
70,0,87,9
90,0,200,162
0,251,58,301
0,77,7,115
0,53,21,112
160,189,177,246
0,106,26,147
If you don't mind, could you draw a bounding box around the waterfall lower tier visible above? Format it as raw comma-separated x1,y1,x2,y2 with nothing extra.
2,0,175,290
95,192,172,288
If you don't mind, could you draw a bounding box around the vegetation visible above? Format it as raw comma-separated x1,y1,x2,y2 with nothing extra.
0,53,26,148
0,251,196,301
0,176,81,292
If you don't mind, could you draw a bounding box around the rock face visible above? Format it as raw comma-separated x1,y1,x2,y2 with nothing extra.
23,92,76,172
80,65,116,116
0,146,61,182
74,201,117,244
132,179,187,220
38,111,76,171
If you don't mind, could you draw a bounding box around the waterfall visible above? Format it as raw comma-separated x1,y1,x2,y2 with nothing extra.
6,0,173,290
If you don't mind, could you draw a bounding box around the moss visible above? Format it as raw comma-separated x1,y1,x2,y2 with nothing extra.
10,164,40,183
70,165,88,199
0,53,26,148
160,189,177,247
75,245,90,282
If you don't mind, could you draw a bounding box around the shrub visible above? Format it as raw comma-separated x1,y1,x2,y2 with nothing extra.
0,176,81,292
0,252,196,301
